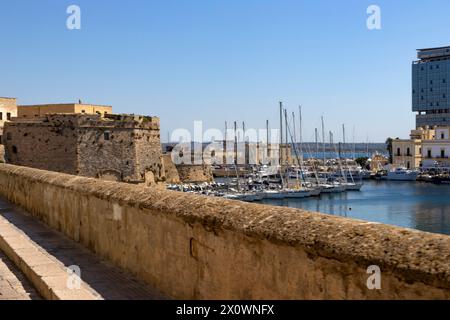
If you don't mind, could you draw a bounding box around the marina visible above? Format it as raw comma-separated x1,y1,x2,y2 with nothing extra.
263,179,450,236
167,173,450,236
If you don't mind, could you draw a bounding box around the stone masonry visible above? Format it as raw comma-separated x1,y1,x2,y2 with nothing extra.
0,97,17,144
3,113,164,184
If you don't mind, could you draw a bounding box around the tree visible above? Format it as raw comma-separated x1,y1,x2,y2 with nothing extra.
385,137,393,163
355,157,369,169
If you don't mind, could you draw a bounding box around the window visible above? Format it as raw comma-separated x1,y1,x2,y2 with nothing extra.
444,79,446,83
0,112,2,120
441,149,446,158
427,149,432,158
0,135,2,144
12,146,17,154
441,133,445,139
407,148,411,156
397,148,401,156
6,113,11,120
104,131,110,141
6,132,12,140
430,80,433,85
81,110,86,113
421,66,424,71
407,162,410,169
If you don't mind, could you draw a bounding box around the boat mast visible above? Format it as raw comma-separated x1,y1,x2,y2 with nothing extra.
223,121,228,161
342,124,346,178
332,131,346,183
285,112,306,189
266,119,269,162
343,123,355,183
279,102,283,167
292,111,297,166
224,121,230,189
242,121,246,167
279,102,285,188
321,116,326,165
298,105,303,160
292,111,300,186
284,108,289,187
315,128,319,159
234,121,241,192
352,125,356,160
242,121,249,191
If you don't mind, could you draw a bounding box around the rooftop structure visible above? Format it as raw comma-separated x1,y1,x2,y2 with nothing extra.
17,103,112,118
416,46,450,61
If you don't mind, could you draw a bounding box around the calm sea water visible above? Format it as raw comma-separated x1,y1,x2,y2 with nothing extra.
262,180,450,236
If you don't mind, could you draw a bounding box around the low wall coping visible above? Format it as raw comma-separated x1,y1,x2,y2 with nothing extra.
1,163,449,290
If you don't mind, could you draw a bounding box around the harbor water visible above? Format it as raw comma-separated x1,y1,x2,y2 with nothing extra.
261,180,450,236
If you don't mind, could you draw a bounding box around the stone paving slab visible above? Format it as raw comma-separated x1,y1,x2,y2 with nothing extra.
0,198,167,300
0,250,41,300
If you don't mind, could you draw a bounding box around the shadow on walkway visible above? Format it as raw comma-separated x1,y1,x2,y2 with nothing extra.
0,198,167,300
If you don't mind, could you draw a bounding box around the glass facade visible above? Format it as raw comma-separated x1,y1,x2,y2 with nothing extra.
413,47,450,127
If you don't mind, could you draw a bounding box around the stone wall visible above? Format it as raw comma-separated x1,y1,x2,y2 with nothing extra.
162,154,181,184
3,114,164,183
176,164,213,183
3,118,78,174
0,163,449,299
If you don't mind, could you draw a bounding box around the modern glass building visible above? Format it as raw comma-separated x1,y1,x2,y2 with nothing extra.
412,46,450,127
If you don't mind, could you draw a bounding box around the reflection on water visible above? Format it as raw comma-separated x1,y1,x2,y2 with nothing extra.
262,180,450,236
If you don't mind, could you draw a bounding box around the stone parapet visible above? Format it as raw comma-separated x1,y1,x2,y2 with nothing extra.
0,163,449,299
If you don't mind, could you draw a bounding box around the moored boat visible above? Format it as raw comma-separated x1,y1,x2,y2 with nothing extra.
382,167,418,181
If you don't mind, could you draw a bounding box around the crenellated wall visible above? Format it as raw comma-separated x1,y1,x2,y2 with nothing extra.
0,163,449,299
3,114,164,183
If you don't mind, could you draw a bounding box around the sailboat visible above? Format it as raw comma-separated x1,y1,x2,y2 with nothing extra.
337,124,363,191
317,117,346,193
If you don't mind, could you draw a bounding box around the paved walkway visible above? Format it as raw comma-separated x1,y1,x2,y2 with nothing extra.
0,198,167,300
0,250,41,300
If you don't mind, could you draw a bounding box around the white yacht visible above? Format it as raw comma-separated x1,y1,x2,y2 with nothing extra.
261,189,290,199
283,189,311,198
383,167,418,181
320,183,346,193
343,181,364,191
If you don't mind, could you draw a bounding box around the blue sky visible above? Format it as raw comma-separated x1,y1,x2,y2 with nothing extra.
1,0,450,142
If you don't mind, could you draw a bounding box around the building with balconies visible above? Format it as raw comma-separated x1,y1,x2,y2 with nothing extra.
392,127,433,169
421,127,450,168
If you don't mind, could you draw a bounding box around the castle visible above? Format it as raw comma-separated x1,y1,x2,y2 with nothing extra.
1,100,165,185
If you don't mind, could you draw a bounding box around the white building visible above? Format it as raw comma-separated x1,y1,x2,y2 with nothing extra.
422,127,450,169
